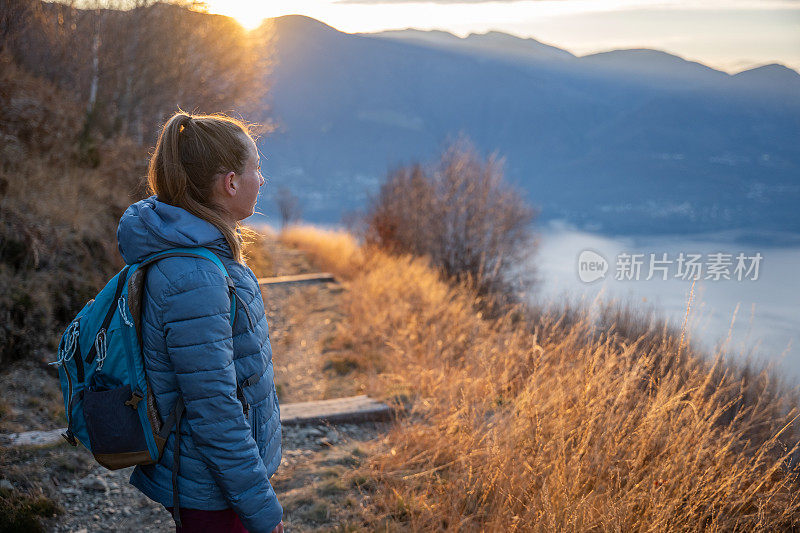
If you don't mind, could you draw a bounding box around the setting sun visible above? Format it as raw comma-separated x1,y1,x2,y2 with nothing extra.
196,0,308,30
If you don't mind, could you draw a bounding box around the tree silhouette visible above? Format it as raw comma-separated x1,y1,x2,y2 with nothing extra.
276,186,301,228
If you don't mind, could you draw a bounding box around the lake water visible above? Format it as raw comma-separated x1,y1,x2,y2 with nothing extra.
528,222,800,383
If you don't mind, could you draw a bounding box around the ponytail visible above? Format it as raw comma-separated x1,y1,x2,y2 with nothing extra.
147,111,257,264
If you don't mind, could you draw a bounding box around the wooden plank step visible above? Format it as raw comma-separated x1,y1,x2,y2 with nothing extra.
0,395,390,448
2,428,66,447
280,395,391,426
257,272,336,286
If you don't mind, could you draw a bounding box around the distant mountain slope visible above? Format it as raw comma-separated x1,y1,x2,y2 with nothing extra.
578,49,730,86
732,63,800,96
254,15,800,239
368,28,575,64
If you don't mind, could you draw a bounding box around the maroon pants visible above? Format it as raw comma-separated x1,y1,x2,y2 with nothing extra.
165,506,249,533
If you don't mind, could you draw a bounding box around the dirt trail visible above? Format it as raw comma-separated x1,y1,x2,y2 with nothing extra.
263,236,361,402
0,234,384,532
261,233,384,530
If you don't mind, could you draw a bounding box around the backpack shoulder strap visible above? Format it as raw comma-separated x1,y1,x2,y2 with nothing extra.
139,247,230,278
126,247,237,347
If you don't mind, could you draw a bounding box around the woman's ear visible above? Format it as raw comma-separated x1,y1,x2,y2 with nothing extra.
221,170,238,197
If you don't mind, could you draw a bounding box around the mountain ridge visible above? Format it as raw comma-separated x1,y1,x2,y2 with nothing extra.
361,24,798,79
253,15,800,240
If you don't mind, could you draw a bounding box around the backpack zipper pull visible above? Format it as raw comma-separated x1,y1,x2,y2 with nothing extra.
50,320,80,367
118,295,134,327
94,329,108,371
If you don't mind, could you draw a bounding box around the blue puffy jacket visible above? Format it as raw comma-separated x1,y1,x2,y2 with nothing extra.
117,195,282,532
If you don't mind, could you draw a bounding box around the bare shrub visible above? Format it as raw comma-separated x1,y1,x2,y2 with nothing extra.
363,135,538,311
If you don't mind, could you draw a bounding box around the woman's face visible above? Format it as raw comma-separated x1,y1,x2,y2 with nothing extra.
227,135,265,222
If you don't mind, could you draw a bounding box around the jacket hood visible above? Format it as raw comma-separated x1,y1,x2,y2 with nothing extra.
117,195,233,264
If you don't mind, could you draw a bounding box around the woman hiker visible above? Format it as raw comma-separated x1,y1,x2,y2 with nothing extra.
116,111,284,533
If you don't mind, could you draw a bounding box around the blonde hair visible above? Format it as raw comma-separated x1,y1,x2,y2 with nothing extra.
147,111,257,264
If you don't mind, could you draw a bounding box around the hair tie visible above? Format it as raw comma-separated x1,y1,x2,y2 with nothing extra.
178,115,193,134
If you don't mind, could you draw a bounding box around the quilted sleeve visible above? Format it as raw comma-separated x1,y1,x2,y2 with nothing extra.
159,265,282,532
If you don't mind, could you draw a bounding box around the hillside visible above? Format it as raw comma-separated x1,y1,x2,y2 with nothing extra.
3,224,799,531
0,53,140,365
254,15,800,239
0,1,268,365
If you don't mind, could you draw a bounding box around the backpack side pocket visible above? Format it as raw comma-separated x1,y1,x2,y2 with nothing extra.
83,384,153,470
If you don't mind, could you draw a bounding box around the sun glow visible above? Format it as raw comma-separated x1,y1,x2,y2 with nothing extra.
196,0,651,32
194,0,800,72
197,0,324,30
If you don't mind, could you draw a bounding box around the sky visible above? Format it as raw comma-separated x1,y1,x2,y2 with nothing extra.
195,0,800,73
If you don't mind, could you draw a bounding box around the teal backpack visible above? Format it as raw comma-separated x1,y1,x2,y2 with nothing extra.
51,247,245,525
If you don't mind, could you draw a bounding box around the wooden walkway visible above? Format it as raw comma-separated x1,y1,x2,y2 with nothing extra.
1,395,390,448
281,395,390,426
257,272,336,287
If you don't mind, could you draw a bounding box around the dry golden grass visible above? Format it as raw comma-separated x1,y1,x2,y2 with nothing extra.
282,225,800,532
278,224,365,279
